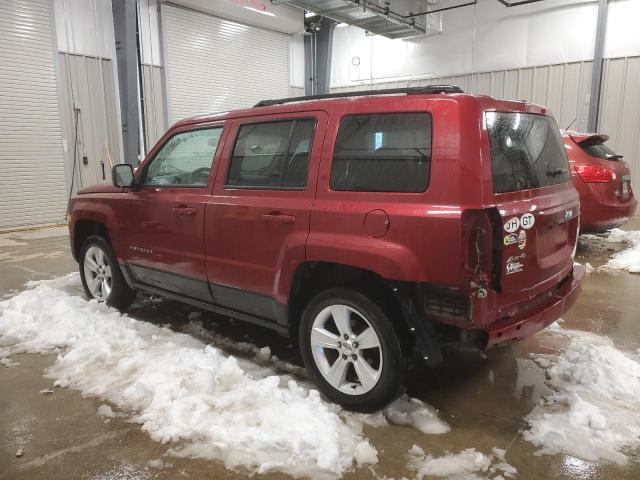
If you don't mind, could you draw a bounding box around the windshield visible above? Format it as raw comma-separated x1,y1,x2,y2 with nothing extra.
486,112,570,194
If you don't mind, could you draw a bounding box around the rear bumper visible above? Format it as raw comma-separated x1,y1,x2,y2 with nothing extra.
578,184,637,232
483,264,585,349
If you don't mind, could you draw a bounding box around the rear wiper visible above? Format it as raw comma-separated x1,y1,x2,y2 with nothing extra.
605,153,624,160
547,168,568,177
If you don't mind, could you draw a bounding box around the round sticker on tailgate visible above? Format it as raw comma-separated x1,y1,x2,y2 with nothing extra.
520,212,535,229
504,217,520,233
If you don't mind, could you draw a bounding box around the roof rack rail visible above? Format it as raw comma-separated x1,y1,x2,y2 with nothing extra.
253,85,464,107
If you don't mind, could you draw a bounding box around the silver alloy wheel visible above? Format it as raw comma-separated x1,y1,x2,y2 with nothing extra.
310,304,383,395
83,245,112,302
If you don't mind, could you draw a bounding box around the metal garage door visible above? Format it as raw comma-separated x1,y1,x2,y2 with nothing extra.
0,0,67,230
162,4,290,124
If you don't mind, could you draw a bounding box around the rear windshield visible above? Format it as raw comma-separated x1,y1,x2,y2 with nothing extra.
486,112,570,194
580,140,619,160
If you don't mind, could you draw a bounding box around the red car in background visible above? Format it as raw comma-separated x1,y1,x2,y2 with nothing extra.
563,132,637,232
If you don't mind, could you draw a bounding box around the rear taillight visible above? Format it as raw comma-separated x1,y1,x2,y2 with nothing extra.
462,210,494,294
574,164,615,183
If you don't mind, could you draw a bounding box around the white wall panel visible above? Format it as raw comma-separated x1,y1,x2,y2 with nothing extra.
599,56,640,193
604,0,640,59
163,4,290,122
138,0,162,66
141,64,166,149
330,60,593,132
54,0,116,59
58,54,121,190
332,0,640,90
167,0,303,35
0,0,67,229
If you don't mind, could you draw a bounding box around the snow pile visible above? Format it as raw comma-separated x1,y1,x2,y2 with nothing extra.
524,327,640,464
183,320,304,377
384,395,451,434
407,445,516,479
600,228,640,273
342,395,450,438
186,321,451,436
0,277,376,478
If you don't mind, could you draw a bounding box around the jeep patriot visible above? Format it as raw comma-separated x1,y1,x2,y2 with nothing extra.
68,86,585,411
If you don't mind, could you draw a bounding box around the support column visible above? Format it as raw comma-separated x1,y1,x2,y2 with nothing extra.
304,18,336,96
587,0,609,132
112,0,139,165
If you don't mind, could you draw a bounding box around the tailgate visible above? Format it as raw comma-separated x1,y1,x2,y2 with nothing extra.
497,192,579,294
486,112,579,294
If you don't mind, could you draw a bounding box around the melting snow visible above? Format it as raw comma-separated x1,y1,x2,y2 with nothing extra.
0,275,373,478
407,445,516,479
524,325,640,464
0,274,452,478
600,228,640,273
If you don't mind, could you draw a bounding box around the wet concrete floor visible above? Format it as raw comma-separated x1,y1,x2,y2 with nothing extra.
0,221,639,480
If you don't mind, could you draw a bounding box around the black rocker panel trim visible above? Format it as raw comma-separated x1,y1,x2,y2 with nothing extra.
122,263,288,334
209,283,287,325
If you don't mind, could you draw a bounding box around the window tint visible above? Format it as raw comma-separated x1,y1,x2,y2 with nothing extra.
330,113,431,192
581,141,619,160
143,128,222,186
486,112,570,194
227,119,316,189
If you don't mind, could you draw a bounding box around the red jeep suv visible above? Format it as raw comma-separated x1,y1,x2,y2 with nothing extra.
68,87,585,411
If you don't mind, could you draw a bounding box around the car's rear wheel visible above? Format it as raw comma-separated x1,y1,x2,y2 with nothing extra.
79,235,136,310
299,288,406,412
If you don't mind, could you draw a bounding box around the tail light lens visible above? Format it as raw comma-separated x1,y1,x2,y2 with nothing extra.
574,164,615,183
462,210,494,287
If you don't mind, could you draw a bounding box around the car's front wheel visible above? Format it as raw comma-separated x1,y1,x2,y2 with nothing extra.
299,288,406,412
79,235,136,310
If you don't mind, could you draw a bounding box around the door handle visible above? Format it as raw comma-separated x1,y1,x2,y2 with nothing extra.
173,206,197,216
261,213,296,224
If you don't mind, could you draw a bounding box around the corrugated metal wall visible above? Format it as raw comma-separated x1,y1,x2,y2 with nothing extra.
58,54,121,191
0,0,67,229
162,4,290,122
598,56,640,192
331,57,640,206
141,64,166,150
330,60,594,131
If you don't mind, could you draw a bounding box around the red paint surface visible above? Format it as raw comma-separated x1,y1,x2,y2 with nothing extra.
69,93,585,344
563,132,637,232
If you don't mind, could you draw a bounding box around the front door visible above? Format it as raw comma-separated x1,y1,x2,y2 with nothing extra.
205,112,327,323
118,123,226,301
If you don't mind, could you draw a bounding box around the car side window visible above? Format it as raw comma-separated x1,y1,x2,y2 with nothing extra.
330,113,432,192
142,127,223,187
226,119,316,189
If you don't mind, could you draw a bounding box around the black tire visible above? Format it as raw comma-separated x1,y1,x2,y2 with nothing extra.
79,235,136,311
299,287,407,412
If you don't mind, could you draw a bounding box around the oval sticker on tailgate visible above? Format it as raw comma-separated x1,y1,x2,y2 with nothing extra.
504,217,520,233
520,213,535,229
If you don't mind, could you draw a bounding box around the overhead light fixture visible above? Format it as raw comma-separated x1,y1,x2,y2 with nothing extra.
244,6,276,17
304,11,316,18
335,22,348,28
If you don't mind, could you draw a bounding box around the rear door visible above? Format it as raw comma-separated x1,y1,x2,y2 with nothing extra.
205,112,327,323
485,112,579,295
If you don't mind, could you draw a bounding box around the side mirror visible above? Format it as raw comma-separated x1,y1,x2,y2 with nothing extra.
112,164,134,188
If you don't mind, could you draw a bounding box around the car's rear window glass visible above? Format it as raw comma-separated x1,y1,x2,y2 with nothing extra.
486,112,570,194
580,140,619,160
331,113,432,192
